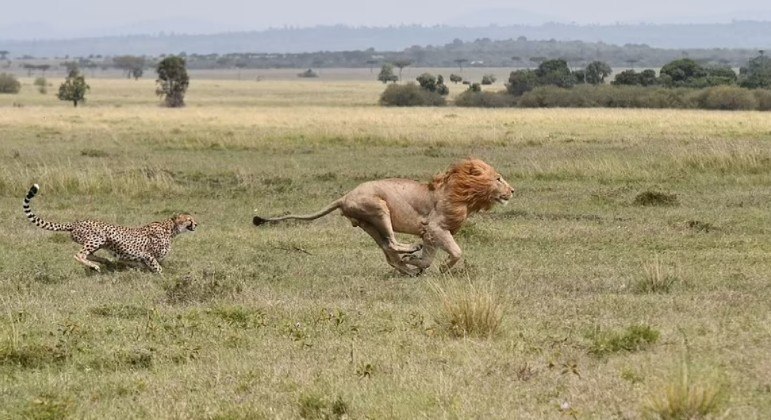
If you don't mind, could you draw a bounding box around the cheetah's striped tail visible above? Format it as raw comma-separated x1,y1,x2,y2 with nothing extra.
23,184,72,232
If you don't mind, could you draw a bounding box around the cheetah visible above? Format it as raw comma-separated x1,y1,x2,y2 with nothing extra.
23,184,197,273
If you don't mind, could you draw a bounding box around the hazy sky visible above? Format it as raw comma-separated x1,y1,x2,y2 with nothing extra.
2,0,771,39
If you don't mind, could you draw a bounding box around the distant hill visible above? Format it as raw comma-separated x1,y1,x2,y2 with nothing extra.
1,22,770,58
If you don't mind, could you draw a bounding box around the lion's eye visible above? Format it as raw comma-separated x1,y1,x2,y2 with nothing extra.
496,176,502,182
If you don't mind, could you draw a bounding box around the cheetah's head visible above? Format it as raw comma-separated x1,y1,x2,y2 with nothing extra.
174,214,197,234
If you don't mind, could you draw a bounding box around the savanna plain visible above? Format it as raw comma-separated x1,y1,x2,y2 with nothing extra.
0,73,769,419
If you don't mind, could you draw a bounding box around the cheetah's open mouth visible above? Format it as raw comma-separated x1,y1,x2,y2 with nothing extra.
187,225,196,232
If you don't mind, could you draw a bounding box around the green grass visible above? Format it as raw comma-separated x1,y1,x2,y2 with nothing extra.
0,75,769,418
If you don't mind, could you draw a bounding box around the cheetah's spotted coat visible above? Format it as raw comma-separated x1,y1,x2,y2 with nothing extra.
23,184,196,273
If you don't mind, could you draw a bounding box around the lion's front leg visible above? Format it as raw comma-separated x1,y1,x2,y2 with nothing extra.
431,229,462,273
401,241,437,271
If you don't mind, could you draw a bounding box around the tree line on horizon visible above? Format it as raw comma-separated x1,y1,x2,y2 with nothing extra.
1,36,767,75
378,53,771,110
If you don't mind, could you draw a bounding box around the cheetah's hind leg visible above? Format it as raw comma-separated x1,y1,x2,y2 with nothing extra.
75,250,102,271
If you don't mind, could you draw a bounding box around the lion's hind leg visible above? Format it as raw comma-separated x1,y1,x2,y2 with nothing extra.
357,221,422,276
347,199,420,254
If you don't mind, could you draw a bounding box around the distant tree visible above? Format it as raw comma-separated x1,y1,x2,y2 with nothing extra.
739,51,771,88
416,72,438,91
155,56,189,107
611,69,642,86
511,56,521,65
506,70,538,96
34,76,47,94
365,59,378,73
659,58,707,87
61,61,80,74
0,73,21,94
639,69,658,86
416,73,448,95
454,58,468,72
0,50,8,60
377,63,398,83
234,61,247,80
435,75,449,96
704,66,737,85
392,59,413,80
113,55,146,79
21,64,50,76
57,69,89,107
22,63,34,76
625,58,640,69
449,74,463,84
528,56,547,69
572,69,586,84
535,59,576,88
585,61,612,85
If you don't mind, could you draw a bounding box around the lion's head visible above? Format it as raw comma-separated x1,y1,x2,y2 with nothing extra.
430,158,513,231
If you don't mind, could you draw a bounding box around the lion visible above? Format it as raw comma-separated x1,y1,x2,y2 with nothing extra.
253,158,514,276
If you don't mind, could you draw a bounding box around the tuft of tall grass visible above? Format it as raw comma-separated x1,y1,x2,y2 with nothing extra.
635,255,679,294
431,278,504,339
644,362,723,419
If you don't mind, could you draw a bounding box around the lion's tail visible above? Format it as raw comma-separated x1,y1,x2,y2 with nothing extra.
23,184,73,232
253,199,343,226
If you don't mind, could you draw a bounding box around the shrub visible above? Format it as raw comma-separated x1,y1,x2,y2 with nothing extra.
297,68,318,78
34,76,47,94
517,85,698,109
379,83,446,106
694,85,758,110
0,72,21,93
481,74,497,85
753,89,771,110
449,73,463,83
416,72,449,95
455,90,518,108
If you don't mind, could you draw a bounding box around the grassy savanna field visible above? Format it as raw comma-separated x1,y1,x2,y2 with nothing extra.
1,74,770,419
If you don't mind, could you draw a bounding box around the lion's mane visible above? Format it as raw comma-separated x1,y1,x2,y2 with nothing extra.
429,158,501,233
